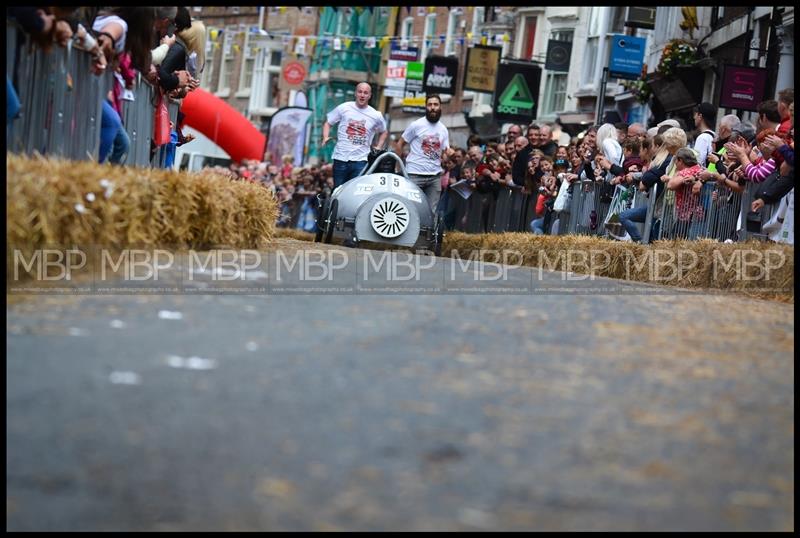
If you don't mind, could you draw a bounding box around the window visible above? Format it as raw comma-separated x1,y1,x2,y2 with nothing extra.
468,7,488,104
238,31,255,96
335,9,346,35
654,8,680,48
610,7,626,34
200,27,217,90
421,14,436,61
444,10,458,56
471,7,485,36
401,17,414,41
250,46,282,112
582,8,604,86
711,6,725,28
543,29,573,115
217,27,235,94
523,17,537,60
551,29,574,43
543,73,568,115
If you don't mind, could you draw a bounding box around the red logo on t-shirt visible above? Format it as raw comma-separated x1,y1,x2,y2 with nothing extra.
345,120,368,145
421,134,441,159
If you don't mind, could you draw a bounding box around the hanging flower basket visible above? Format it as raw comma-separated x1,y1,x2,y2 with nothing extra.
656,39,698,77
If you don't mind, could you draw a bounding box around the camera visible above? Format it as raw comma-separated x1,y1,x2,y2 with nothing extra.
538,186,547,193
557,173,566,181
630,172,644,182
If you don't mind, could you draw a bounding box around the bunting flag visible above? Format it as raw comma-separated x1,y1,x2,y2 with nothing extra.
344,38,352,49
333,38,342,50
279,7,287,14
481,36,487,45
308,37,317,48
379,36,389,48
365,37,376,49
428,7,436,14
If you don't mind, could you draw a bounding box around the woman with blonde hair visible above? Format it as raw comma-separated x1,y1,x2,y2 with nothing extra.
595,123,623,181
616,127,686,242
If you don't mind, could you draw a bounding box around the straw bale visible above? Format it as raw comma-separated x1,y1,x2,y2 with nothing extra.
276,228,793,302
7,154,278,278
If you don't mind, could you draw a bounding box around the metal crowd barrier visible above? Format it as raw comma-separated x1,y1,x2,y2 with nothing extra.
7,23,111,160
121,73,156,167
443,175,783,245
652,182,755,242
447,186,537,234
737,179,778,242
8,21,179,168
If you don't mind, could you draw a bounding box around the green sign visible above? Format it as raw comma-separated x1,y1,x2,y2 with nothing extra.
402,61,426,113
493,62,542,122
497,74,535,114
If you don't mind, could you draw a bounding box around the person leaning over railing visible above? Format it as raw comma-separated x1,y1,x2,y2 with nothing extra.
91,7,161,165
615,128,683,243
666,147,707,240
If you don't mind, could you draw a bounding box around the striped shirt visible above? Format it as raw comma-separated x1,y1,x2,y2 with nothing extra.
744,158,776,183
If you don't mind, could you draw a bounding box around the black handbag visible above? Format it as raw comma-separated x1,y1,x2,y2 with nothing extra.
745,210,763,233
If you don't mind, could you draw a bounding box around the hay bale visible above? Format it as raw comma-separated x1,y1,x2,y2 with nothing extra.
273,228,793,302
7,154,278,278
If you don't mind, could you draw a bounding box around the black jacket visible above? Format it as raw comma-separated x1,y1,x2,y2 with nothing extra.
539,140,557,158
756,170,795,205
640,156,672,200
511,145,532,187
157,40,187,92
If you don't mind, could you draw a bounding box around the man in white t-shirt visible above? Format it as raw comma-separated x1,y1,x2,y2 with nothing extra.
396,94,454,213
322,82,388,188
693,101,717,167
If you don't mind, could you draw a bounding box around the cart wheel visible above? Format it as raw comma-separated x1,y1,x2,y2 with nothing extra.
314,198,330,243
323,199,338,244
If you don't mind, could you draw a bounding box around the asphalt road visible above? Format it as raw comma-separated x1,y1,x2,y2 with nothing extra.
6,242,794,531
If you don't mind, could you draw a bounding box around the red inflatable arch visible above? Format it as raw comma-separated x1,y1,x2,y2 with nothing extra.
180,88,266,163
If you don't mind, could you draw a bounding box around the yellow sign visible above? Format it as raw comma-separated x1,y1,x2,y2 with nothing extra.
464,45,501,93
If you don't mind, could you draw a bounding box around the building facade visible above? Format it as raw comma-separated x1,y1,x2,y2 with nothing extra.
197,7,319,129
644,6,794,128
